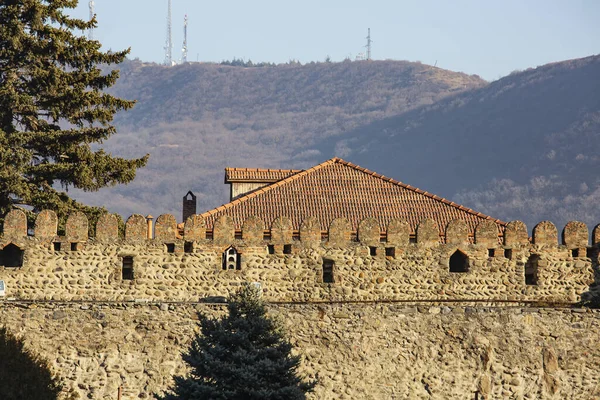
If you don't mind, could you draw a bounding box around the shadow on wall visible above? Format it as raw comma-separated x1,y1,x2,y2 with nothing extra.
580,226,600,307
0,327,64,399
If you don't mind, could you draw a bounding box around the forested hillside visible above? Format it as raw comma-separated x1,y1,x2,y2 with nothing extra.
73,60,484,217
72,55,600,230
324,55,600,229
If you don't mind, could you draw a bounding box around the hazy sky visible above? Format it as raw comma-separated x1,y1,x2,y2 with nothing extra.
69,0,598,81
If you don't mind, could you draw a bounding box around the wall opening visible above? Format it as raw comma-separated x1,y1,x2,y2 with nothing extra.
283,244,292,254
587,247,596,259
0,244,24,268
487,248,495,258
53,242,61,251
223,247,241,270
165,243,175,253
504,248,513,260
449,250,469,273
571,248,579,257
369,246,377,256
184,241,193,253
70,242,79,252
524,254,539,285
385,247,396,257
322,259,334,283
122,256,134,280
267,245,275,255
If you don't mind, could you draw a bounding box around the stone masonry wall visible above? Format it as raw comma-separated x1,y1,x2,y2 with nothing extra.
1,210,600,399
0,210,599,304
1,303,599,399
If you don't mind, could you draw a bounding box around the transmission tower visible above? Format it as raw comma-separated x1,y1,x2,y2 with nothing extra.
365,28,372,61
88,0,95,40
164,0,173,65
181,14,188,63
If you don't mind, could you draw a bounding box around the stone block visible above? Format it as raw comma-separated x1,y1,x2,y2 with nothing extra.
533,221,558,246
184,215,205,241
562,221,588,248
328,218,351,247
475,220,498,247
242,216,264,245
34,210,58,239
386,219,410,246
155,214,177,242
416,219,439,246
504,221,528,247
358,218,380,245
445,219,468,245
213,215,235,245
3,209,27,237
271,216,292,245
65,211,88,241
96,214,119,242
300,217,321,246
125,214,147,241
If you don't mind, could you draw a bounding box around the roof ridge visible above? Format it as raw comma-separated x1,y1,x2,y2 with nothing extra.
333,158,507,226
203,158,339,218
224,167,302,172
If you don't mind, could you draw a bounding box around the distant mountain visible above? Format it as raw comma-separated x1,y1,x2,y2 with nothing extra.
73,59,484,218
321,55,600,230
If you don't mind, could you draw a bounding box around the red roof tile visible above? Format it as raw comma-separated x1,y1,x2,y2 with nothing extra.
203,158,506,234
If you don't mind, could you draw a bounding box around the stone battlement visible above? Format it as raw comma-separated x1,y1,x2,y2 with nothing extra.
0,209,599,304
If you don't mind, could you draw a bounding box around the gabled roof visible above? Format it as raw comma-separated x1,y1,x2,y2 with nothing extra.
203,158,505,234
225,167,302,183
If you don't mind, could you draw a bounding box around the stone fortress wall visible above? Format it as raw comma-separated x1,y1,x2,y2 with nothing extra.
1,209,600,399
0,209,599,304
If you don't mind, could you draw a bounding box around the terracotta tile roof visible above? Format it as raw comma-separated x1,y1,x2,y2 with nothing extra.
225,167,302,183
203,158,506,234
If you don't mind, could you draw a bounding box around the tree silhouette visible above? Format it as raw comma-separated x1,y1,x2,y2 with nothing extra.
0,326,62,400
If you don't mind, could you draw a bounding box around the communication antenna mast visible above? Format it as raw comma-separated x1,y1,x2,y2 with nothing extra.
181,14,188,63
365,28,372,61
88,0,95,40
164,0,173,65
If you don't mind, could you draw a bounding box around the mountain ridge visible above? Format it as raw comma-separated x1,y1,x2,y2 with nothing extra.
74,59,485,217
322,54,600,229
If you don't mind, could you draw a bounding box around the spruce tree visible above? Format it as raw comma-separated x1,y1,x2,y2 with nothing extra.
158,284,316,400
0,0,148,225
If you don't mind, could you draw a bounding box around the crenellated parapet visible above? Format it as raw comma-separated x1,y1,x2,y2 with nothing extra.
0,210,598,305
4,209,594,248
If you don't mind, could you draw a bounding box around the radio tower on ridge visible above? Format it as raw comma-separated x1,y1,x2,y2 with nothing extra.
365,28,372,61
181,14,188,63
164,0,173,65
88,1,95,40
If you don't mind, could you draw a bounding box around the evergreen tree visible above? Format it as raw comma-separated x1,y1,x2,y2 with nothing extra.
158,284,316,400
0,0,148,225
0,326,63,399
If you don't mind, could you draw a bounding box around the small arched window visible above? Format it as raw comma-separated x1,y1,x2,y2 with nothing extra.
449,250,469,273
223,247,241,270
0,243,24,268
